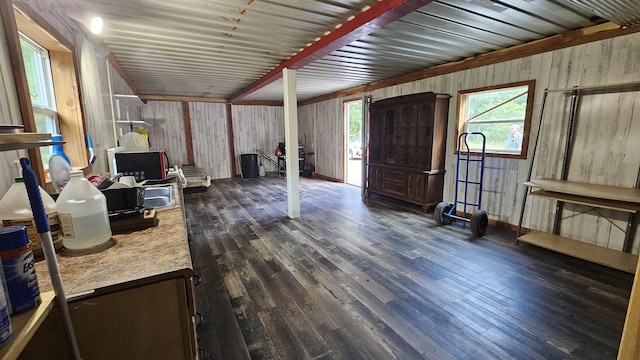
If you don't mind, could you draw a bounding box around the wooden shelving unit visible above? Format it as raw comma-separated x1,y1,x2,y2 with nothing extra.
520,183,640,274
0,292,55,360
528,190,640,213
114,94,149,128
524,179,640,206
0,133,63,359
517,82,640,273
519,231,638,273
520,179,640,273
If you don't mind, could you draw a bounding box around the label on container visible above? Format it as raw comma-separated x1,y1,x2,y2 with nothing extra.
2,213,60,249
58,213,75,239
0,286,11,347
0,245,40,314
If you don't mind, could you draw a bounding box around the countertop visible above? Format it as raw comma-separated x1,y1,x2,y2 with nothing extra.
34,182,193,297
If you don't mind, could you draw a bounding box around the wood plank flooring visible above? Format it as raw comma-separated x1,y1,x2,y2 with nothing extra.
184,176,634,360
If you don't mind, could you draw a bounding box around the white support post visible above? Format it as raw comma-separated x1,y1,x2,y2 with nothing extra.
283,68,300,218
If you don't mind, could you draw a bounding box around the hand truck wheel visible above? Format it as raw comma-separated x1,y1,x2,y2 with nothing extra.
470,209,488,237
434,202,453,226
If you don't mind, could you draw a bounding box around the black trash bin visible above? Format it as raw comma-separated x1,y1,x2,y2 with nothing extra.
240,153,258,178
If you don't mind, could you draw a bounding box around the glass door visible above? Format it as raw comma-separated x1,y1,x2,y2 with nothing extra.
344,100,363,186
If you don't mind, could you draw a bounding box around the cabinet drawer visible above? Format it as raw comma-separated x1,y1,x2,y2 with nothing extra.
382,169,407,182
382,181,406,197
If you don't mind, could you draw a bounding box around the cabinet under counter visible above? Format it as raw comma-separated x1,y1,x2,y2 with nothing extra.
22,183,197,359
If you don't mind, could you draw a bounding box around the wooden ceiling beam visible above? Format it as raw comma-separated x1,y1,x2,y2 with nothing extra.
107,53,138,95
229,0,435,103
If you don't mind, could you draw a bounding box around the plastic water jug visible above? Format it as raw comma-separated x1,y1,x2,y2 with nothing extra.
56,171,112,249
0,178,61,257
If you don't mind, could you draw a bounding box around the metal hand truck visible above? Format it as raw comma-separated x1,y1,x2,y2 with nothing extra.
434,132,488,236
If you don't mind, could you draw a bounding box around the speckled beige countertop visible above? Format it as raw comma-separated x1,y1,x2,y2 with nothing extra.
34,183,193,296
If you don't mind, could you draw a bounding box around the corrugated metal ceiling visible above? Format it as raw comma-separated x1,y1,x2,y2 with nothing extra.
51,0,637,102
567,0,640,27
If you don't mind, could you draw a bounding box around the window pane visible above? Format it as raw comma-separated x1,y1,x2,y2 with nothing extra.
466,121,524,152
34,112,56,171
458,81,534,158
20,34,60,174
20,39,53,109
33,111,57,134
466,86,528,123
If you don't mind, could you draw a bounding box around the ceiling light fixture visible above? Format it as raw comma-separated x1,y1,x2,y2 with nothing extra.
90,16,103,34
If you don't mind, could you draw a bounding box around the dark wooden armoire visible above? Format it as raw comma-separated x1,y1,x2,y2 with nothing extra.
367,92,451,210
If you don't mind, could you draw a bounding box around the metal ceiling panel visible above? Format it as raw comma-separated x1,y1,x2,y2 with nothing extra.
245,0,605,101
56,0,377,98
567,0,640,26
52,0,624,102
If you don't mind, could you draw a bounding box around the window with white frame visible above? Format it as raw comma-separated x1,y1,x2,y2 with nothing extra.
456,80,535,158
19,32,59,169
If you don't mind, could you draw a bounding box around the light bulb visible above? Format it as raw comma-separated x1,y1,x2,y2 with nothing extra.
90,16,103,34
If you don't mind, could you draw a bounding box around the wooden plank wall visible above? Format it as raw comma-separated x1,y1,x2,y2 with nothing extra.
304,32,640,253
298,98,343,180
189,102,231,179
438,56,547,231
231,105,284,174
528,34,640,253
140,101,188,167
130,102,285,180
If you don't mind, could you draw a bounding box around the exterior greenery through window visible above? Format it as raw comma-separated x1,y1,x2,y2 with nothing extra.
346,100,363,160
19,33,59,169
457,80,535,158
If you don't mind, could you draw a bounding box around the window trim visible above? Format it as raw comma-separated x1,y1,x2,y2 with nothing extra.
455,79,536,160
20,32,60,172
8,4,87,190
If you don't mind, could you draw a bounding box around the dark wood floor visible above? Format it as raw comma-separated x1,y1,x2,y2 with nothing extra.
184,176,634,360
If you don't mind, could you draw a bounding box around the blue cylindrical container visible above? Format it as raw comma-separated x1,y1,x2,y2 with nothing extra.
0,285,11,347
0,226,40,314
51,134,70,164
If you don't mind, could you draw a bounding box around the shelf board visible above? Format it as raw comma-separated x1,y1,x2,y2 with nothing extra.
529,189,640,213
524,179,640,204
518,231,638,273
0,140,64,152
115,94,144,106
116,120,150,126
0,291,56,360
0,133,64,152
0,133,50,144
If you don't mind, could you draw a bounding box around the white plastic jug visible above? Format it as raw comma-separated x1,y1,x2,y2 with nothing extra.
0,178,61,256
56,171,112,249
